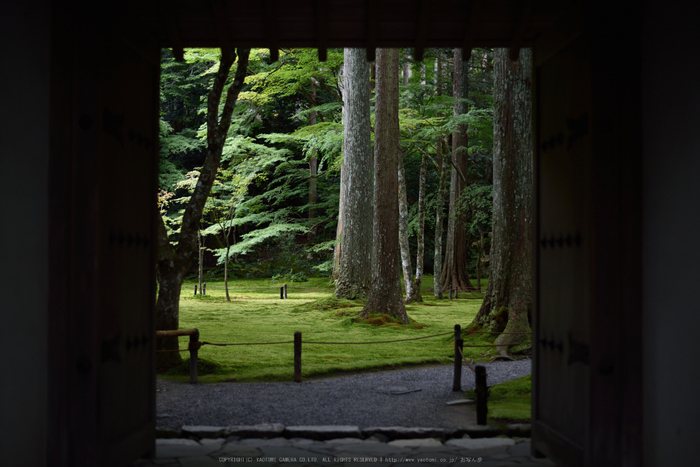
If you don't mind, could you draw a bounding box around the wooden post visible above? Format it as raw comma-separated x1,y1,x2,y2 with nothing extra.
189,329,200,384
449,288,453,299
194,284,197,295
202,282,206,295
475,365,488,424
294,332,302,382
284,283,288,299
280,286,284,299
453,324,462,391
455,289,458,299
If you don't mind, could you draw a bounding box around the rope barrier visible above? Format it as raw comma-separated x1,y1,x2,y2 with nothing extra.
303,331,453,345
155,326,532,386
192,285,330,290
158,332,531,351
457,346,476,373
201,340,294,346
465,331,532,335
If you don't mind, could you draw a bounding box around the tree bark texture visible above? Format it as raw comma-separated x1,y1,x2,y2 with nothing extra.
441,48,477,293
414,152,427,293
155,48,250,368
433,140,447,298
224,242,231,301
361,48,409,324
308,79,318,241
331,194,342,281
398,154,421,302
468,48,533,354
197,229,203,294
335,48,372,299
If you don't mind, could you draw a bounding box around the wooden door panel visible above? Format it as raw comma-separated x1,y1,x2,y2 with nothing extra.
533,34,591,466
96,33,159,466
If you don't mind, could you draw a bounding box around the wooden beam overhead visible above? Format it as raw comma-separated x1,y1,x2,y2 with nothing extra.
264,0,279,62
366,0,377,62
462,0,482,62
315,0,328,61
141,0,571,51
211,0,234,62
414,0,431,62
159,0,184,61
509,0,533,62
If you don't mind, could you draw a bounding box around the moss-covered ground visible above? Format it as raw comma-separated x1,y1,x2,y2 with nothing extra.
465,374,532,423
158,275,521,383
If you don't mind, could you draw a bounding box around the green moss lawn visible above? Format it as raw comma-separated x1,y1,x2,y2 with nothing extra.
158,275,512,383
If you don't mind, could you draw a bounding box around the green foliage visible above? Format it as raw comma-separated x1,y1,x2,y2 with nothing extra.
158,47,497,280
457,184,493,237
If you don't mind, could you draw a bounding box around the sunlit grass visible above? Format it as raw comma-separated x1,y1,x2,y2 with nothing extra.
160,275,500,383
465,374,532,423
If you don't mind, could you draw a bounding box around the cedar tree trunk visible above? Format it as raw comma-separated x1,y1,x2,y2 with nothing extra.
441,48,476,293
468,48,533,354
433,139,447,298
361,48,409,324
398,154,421,302
308,79,318,241
414,151,427,293
335,48,372,299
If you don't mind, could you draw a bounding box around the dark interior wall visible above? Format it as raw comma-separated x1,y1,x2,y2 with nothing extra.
0,1,50,465
642,2,700,465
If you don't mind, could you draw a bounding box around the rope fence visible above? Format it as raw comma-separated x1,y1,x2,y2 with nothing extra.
188,282,488,301
157,323,530,425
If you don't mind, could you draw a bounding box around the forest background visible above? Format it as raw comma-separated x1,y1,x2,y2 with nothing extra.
158,47,495,289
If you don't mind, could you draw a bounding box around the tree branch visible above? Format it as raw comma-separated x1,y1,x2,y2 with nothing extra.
178,48,249,262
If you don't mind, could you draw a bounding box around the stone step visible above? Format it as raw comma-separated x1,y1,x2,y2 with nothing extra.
160,423,532,442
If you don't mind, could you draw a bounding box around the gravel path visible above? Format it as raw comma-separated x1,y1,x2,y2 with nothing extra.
156,359,531,430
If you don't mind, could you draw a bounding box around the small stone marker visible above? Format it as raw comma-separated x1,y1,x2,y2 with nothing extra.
374,386,422,395
446,399,475,405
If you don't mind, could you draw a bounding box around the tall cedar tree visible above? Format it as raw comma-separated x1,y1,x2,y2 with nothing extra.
433,138,448,298
360,48,409,323
432,54,448,298
414,150,428,296
335,48,372,299
468,48,533,353
441,48,477,292
155,49,250,368
398,153,421,302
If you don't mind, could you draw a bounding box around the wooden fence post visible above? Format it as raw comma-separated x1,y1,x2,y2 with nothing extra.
475,365,488,424
294,332,302,382
194,284,197,295
453,324,462,391
284,283,288,299
449,288,453,299
203,282,206,295
189,329,200,384
280,286,284,299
